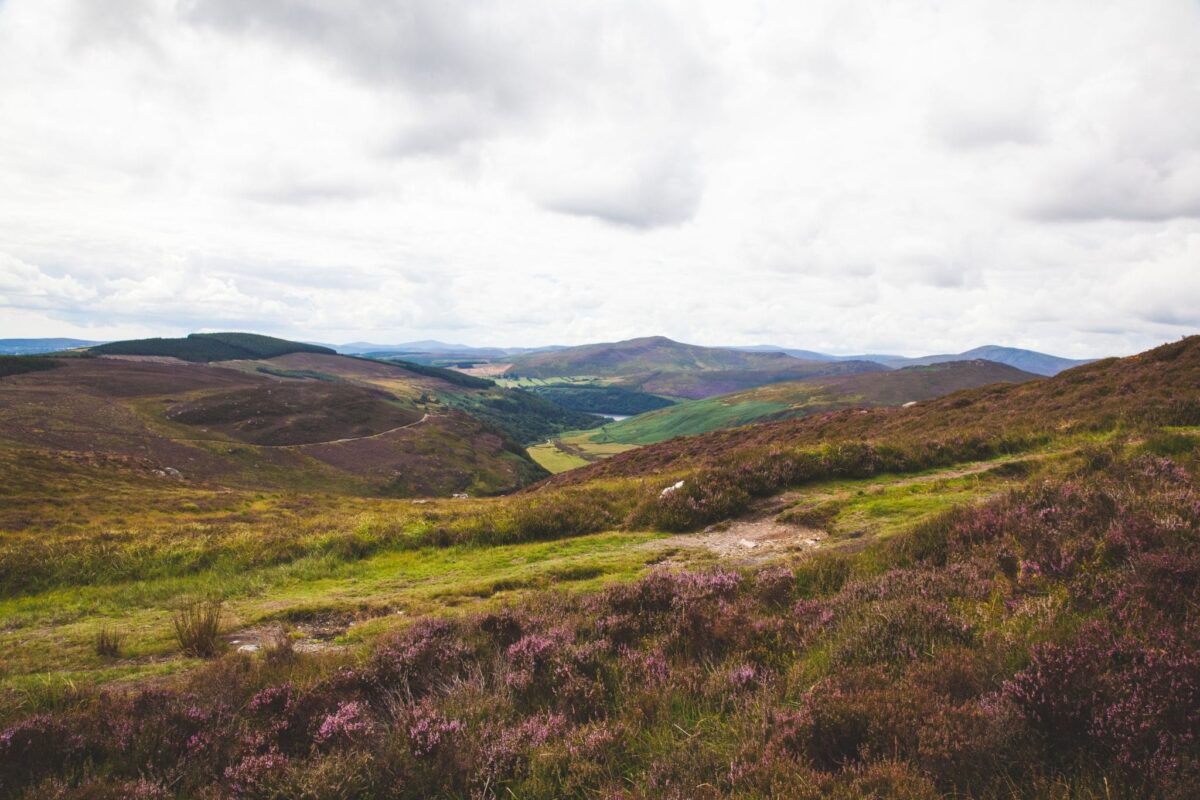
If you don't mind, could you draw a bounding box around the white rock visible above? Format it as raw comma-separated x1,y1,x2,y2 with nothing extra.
660,480,685,497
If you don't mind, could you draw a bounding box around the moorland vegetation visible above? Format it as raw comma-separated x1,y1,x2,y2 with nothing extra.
0,337,1197,798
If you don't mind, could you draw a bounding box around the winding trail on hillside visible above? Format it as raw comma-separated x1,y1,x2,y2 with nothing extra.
656,455,1038,563
6,412,434,451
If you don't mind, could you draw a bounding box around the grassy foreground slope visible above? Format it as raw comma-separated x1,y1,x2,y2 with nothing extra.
588,360,1039,446
0,338,1198,798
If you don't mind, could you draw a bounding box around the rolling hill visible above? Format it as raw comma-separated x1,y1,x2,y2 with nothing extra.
90,332,336,362
505,336,885,399
586,359,1040,446
0,339,607,497
543,336,1200,488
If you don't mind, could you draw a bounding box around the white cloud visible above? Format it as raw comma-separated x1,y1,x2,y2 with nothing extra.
0,0,1196,358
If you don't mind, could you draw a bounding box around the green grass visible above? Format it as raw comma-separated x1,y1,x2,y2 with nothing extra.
0,529,669,691
590,397,791,444
528,441,592,473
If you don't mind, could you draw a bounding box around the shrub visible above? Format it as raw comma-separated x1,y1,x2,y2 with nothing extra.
370,619,470,699
830,598,973,670
172,599,225,658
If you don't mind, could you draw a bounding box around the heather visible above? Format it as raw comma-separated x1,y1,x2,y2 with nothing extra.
4,454,1198,798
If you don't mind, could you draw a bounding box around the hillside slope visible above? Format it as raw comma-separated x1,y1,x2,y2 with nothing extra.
544,336,1200,487
507,336,884,399
590,360,1039,446
0,354,549,496
505,336,802,377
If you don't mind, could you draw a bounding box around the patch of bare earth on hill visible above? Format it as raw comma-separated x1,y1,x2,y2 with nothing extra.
675,517,826,562
660,492,826,563
226,608,402,654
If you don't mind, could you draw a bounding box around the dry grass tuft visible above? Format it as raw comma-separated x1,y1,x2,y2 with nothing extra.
172,599,225,658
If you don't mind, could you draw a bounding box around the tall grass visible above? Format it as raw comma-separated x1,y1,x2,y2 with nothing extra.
93,626,124,658
172,599,224,658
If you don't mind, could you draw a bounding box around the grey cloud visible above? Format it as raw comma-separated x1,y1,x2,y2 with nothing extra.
539,150,704,229
1027,155,1200,222
931,111,1042,149
184,0,570,140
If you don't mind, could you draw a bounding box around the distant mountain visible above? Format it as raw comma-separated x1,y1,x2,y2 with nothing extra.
874,346,1092,376
0,338,103,355
505,336,886,399
585,359,1040,446
90,332,335,362
730,343,1094,376
338,340,482,354
338,341,568,360
509,336,823,377
722,344,839,361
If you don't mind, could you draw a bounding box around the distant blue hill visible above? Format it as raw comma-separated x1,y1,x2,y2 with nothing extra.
730,344,1094,376
0,338,104,355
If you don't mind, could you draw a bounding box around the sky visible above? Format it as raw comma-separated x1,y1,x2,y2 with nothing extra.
0,0,1198,357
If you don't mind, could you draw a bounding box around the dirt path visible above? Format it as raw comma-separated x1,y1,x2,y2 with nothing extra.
658,456,1034,563
275,412,431,448
9,412,434,450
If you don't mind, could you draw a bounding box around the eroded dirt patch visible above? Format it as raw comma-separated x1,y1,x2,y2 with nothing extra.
671,514,825,562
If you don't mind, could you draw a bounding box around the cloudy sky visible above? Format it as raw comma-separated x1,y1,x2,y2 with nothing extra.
0,0,1197,356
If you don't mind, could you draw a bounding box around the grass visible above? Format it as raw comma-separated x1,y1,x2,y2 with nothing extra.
172,599,225,658
0,447,1047,693
527,441,591,473
0,521,671,691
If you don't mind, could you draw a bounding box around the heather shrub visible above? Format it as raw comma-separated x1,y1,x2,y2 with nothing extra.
829,598,973,670
769,691,871,771
0,714,85,793
370,619,471,699
827,760,940,800
627,471,751,531
753,564,796,607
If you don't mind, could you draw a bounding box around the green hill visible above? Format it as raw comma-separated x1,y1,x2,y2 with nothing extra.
90,332,335,362
505,336,803,377
506,336,885,399
590,359,1040,446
